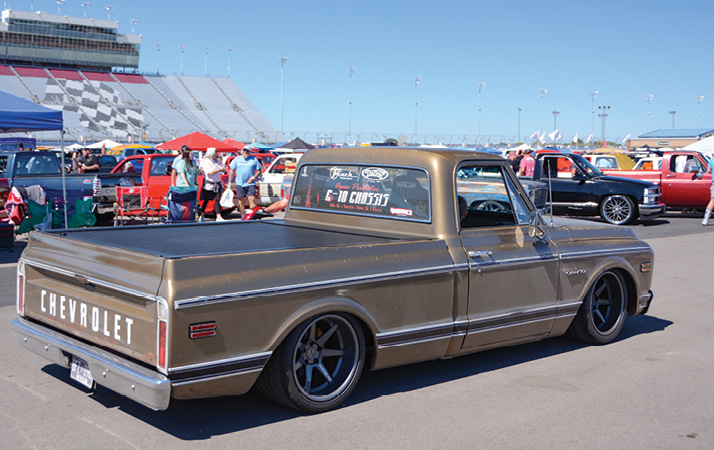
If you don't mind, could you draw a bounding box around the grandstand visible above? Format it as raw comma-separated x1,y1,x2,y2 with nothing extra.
0,9,281,144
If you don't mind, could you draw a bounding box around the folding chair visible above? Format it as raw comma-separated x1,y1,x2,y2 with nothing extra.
165,187,198,223
114,186,151,226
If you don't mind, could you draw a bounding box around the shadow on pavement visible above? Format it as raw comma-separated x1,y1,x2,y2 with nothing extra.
38,313,672,440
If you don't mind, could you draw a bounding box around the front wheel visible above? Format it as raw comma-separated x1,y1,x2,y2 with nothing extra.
257,314,366,413
600,195,636,225
567,270,627,345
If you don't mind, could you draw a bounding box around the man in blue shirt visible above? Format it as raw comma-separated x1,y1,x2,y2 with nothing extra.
227,148,262,217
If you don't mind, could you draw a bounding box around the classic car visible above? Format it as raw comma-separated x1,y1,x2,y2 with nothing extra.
12,147,655,413
602,151,712,209
523,152,666,225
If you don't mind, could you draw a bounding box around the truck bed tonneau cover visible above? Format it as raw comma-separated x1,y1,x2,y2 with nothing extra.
45,220,399,259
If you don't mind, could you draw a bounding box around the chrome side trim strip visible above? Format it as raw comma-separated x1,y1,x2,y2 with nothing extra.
175,264,457,309
467,315,555,334
560,247,649,260
23,258,160,303
472,254,558,268
169,351,272,375
171,368,262,387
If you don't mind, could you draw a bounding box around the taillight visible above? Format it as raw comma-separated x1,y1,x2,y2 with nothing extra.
16,261,25,315
92,177,101,196
156,299,169,374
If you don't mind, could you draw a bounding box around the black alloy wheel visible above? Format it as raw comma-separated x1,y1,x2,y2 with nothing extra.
257,314,366,413
567,270,627,345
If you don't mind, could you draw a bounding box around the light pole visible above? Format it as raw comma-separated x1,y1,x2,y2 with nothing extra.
697,96,704,128
81,2,91,17
203,46,210,76
539,89,548,134
279,56,288,135
598,105,610,146
130,18,138,34
477,82,485,146
590,91,598,139
645,94,654,131
517,107,522,143
347,66,356,145
154,42,162,75
552,110,560,131
56,0,65,15
178,44,186,75
105,5,114,21
227,48,234,78
414,76,422,144
669,110,677,129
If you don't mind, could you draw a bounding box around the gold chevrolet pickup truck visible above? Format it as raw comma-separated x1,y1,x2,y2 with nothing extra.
11,147,655,413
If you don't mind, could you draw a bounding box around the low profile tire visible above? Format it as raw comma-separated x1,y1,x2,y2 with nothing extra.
257,314,366,413
567,270,627,345
600,195,636,225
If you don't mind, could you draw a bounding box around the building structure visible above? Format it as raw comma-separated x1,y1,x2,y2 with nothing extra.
627,129,714,150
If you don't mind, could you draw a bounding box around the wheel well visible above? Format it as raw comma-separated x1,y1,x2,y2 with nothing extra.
352,315,376,371
613,268,638,316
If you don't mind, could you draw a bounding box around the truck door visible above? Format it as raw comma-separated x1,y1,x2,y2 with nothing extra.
661,153,712,207
457,163,560,350
539,154,596,214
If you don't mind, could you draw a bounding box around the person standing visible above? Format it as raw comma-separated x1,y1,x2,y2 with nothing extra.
174,146,197,188
199,147,227,221
77,148,99,172
507,150,522,174
171,145,189,186
518,149,535,177
703,156,714,226
227,148,262,217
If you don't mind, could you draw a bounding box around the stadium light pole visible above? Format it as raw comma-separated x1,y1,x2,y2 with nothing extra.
56,0,65,15
552,110,560,131
598,105,610,145
154,42,162,75
539,88,548,134
105,5,114,21
414,76,422,144
348,66,356,145
130,18,138,34
178,44,186,75
477,82,485,146
280,56,288,135
81,3,91,17
669,110,676,129
697,96,704,128
203,46,210,76
517,107,522,143
227,47,234,78
590,91,598,138
645,94,654,132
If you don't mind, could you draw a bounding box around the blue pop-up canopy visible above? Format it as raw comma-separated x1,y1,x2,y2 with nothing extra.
0,90,63,132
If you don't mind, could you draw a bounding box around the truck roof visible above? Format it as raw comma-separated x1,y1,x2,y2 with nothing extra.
300,146,503,168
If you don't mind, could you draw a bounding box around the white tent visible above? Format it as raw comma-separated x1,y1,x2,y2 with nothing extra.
87,139,121,149
683,135,714,156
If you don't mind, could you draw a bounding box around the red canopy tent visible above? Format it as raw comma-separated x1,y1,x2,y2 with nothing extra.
156,132,240,152
222,138,246,150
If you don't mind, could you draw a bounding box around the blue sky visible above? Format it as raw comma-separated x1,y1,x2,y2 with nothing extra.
13,0,714,143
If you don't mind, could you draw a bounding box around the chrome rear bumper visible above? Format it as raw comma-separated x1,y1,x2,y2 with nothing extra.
11,317,170,410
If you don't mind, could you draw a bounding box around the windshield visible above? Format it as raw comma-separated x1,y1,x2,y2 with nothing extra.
571,154,603,177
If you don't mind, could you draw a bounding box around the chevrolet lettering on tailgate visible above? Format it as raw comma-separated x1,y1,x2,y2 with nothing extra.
12,147,655,414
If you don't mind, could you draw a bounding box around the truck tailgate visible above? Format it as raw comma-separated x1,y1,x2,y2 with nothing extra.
20,231,165,366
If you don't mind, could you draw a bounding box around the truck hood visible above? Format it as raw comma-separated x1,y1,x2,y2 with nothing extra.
548,216,638,241
596,175,657,188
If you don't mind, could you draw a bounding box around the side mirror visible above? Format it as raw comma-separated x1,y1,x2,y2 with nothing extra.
528,210,546,238
572,170,587,181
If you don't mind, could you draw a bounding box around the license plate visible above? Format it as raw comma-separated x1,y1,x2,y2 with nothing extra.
70,355,94,389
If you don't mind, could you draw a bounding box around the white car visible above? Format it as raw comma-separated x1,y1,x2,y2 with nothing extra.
256,153,302,205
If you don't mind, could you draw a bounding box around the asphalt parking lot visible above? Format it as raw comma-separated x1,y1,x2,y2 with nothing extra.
0,212,712,449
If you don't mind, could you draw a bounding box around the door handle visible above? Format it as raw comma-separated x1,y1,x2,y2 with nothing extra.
666,174,676,178
468,250,492,258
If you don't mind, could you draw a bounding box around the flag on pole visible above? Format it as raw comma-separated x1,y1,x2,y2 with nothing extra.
585,133,594,143
572,133,579,143
529,130,540,140
548,129,559,141
621,134,631,144
538,133,546,144
555,130,562,141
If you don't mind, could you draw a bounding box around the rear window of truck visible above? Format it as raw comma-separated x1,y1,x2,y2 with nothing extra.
291,164,431,222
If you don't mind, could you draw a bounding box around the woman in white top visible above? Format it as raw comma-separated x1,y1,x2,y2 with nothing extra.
199,147,227,221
